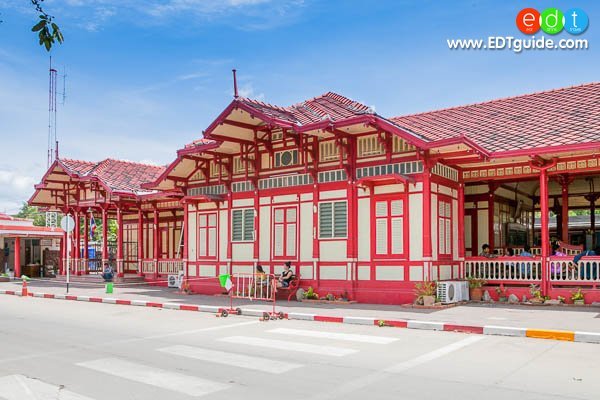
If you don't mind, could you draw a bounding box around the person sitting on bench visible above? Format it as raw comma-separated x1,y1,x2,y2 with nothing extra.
277,262,294,288
102,263,114,282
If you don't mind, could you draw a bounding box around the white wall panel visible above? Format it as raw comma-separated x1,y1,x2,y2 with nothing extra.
357,198,370,261
376,266,404,281
409,193,423,260
300,202,313,261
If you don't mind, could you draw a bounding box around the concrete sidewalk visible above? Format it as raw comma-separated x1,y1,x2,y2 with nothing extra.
2,278,600,335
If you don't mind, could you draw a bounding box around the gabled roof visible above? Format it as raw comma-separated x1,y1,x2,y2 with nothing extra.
391,82,600,155
238,91,374,126
58,158,165,195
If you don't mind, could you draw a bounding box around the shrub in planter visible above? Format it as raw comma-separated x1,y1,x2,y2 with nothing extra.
467,277,486,301
571,288,585,305
414,280,437,306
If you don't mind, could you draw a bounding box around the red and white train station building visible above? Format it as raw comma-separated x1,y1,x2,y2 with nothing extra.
29,82,600,304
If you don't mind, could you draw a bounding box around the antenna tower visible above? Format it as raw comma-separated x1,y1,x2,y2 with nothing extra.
47,56,58,168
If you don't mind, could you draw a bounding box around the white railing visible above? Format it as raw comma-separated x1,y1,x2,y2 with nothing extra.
157,259,184,275
465,257,542,281
141,260,156,274
549,256,600,283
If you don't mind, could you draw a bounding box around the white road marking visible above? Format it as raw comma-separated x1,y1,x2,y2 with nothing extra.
158,345,302,374
0,321,260,365
76,358,229,397
0,374,95,400
385,335,485,373
219,336,357,357
313,336,486,400
131,320,260,341
267,327,398,344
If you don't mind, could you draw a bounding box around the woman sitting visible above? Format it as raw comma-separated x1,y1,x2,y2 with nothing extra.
101,263,114,282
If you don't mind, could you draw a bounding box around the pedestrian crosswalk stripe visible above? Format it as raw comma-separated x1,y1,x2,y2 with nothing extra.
267,328,399,344
219,336,358,357
0,374,95,400
76,358,229,397
158,345,302,374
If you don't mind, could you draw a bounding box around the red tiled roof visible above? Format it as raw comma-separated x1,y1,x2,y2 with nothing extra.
58,158,166,195
239,91,374,126
185,137,217,149
0,212,14,221
390,82,600,154
59,159,97,176
90,159,165,194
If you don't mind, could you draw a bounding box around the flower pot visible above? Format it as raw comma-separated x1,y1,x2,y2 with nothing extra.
469,287,483,301
423,295,435,306
574,299,585,306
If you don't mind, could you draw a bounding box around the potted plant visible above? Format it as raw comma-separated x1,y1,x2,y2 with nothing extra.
571,288,585,305
414,280,437,306
528,284,544,304
467,277,486,301
495,284,508,302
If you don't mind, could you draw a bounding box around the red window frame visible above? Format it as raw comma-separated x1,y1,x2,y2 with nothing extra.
272,206,298,260
371,195,407,259
438,196,453,258
197,212,218,260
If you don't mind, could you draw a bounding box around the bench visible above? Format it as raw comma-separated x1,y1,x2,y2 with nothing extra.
276,273,301,301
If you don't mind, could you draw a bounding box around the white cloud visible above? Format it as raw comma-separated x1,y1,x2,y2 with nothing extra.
0,168,37,214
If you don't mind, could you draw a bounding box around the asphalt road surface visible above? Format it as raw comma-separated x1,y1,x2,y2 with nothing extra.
0,296,599,400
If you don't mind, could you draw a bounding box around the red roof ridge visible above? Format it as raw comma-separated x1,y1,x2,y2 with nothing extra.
391,81,600,120
102,158,165,170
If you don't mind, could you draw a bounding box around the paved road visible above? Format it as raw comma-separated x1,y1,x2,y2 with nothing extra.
0,296,599,400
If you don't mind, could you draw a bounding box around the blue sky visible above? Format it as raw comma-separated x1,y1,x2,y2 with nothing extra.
0,0,598,213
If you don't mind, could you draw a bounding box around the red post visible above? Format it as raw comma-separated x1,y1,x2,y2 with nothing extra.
116,206,124,277
183,201,189,279
101,207,108,266
60,231,66,275
74,210,81,274
83,211,89,274
458,182,465,259
14,237,21,278
138,209,144,276
422,163,432,258
540,168,550,294
153,206,159,279
488,183,495,251
561,179,569,243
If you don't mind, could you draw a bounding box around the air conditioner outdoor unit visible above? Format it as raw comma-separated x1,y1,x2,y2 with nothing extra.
437,281,469,304
167,274,179,288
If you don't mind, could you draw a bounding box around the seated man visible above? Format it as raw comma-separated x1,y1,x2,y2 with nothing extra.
479,244,497,258
518,244,534,277
574,245,599,280
277,261,294,288
101,263,114,282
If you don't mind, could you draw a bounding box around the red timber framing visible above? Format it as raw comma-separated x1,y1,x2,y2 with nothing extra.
28,82,600,304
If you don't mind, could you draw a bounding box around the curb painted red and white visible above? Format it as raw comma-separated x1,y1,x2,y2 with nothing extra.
3,289,600,345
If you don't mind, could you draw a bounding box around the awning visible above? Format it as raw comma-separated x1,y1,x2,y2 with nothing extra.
183,194,225,203
0,225,64,238
356,173,415,189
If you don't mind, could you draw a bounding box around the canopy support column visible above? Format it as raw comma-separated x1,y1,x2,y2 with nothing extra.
458,182,465,277
138,209,144,277
101,207,108,268
561,176,570,243
14,237,21,279
74,210,81,275
83,211,89,275
153,206,159,280
116,206,124,277
183,200,189,279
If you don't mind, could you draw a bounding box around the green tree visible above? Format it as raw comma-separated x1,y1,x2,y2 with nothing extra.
14,202,46,226
30,0,64,51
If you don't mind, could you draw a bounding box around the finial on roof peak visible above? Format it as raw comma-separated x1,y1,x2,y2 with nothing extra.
232,69,239,99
